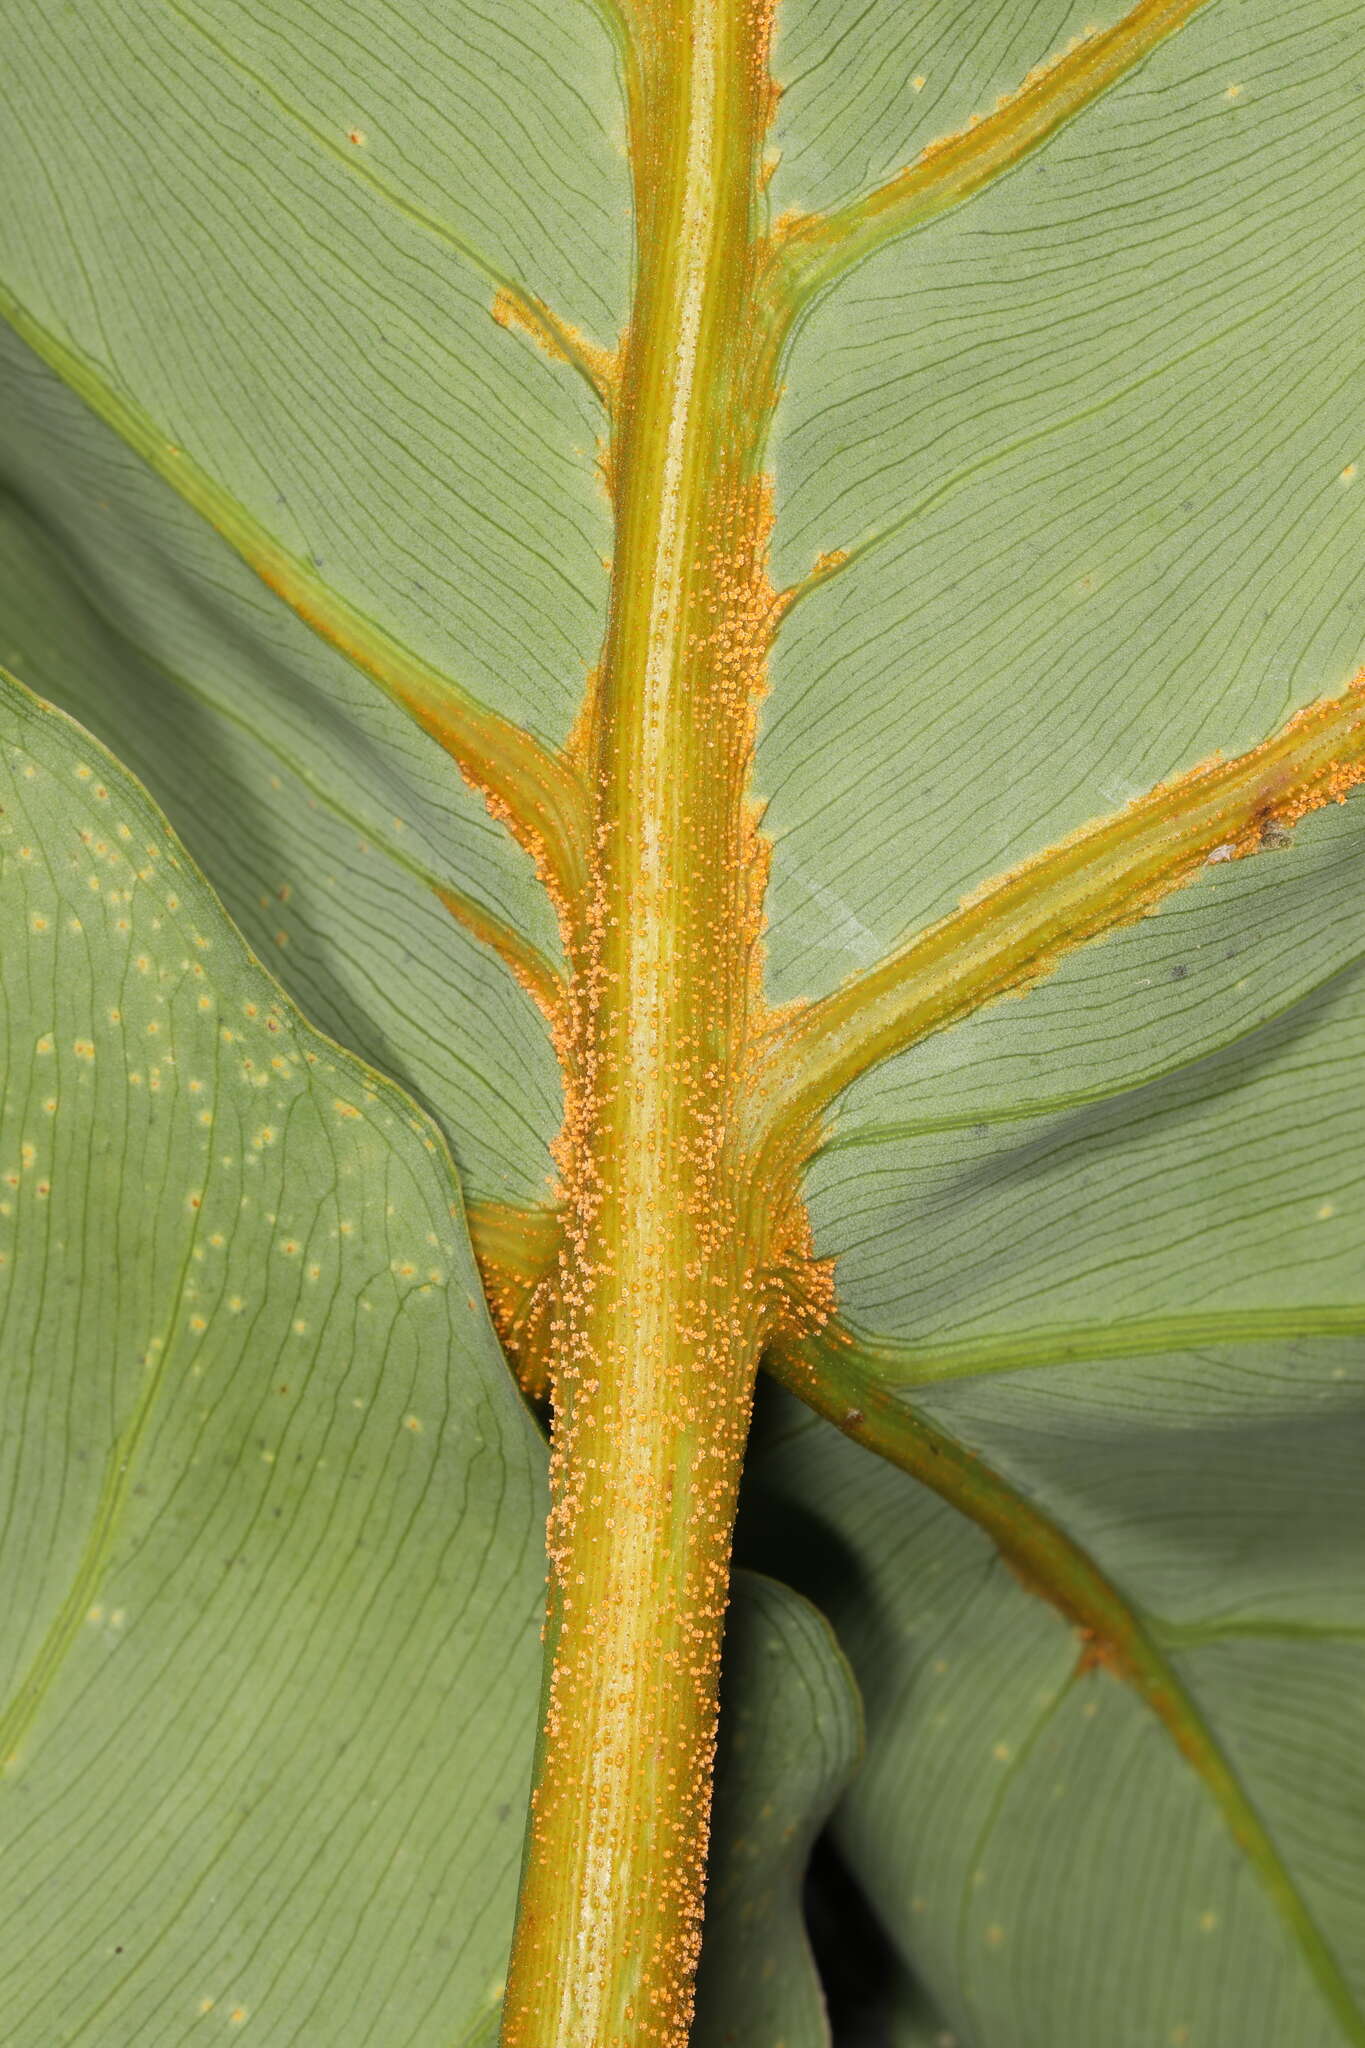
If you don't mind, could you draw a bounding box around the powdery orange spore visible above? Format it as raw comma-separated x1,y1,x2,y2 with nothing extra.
491,286,620,410
917,27,1100,165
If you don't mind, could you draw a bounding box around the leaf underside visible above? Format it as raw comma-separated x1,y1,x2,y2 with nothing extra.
0,674,849,2046
1,0,1364,2041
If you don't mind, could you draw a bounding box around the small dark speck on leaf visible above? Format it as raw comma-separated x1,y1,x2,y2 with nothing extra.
1170,965,1188,980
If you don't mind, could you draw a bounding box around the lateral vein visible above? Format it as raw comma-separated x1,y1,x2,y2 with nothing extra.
765,1327,1365,2044
770,0,1220,310
0,290,591,911
750,667,1365,1144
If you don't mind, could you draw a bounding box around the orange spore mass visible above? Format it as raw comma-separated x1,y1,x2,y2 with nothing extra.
469,0,1364,2035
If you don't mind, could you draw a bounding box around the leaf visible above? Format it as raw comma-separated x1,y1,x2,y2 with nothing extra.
746,10,1365,2032
748,1370,1365,2046
815,802,1365,1153
0,0,633,1201
0,670,548,2042
762,794,1365,2042
804,928,1365,1363
694,1574,863,2048
6,0,1365,2037
759,0,1364,1009
0,330,563,1207
0,0,624,746
0,673,858,2044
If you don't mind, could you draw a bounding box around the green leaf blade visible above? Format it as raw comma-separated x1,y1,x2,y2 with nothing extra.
0,670,548,2043
760,0,1365,1009
750,1390,1365,2048
0,0,626,749
0,333,564,1207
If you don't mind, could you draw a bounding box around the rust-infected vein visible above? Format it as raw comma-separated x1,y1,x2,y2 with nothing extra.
768,0,1221,311
749,670,1365,1151
491,288,621,414
430,885,565,1027
0,291,591,917
765,1329,1365,2043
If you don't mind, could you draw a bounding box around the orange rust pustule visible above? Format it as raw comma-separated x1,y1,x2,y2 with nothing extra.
491,284,621,408
466,1200,563,1403
497,0,825,2020
430,883,564,1027
917,27,1101,166
251,554,588,911
751,663,1365,1146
